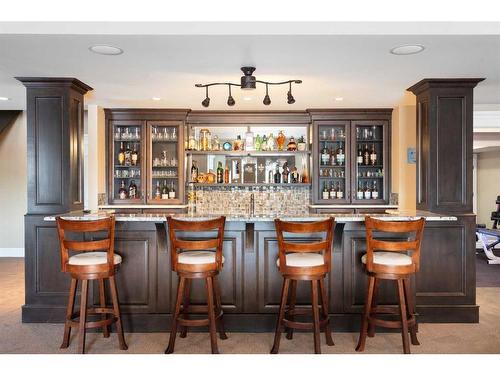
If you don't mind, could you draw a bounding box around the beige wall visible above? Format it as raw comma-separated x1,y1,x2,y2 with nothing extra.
476,150,500,225
391,104,417,210
0,112,27,254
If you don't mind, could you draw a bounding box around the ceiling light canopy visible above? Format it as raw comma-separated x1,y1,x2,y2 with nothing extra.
89,45,124,56
195,66,302,107
390,44,425,55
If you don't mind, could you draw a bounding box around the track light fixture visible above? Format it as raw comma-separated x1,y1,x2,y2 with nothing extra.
201,86,210,107
196,66,302,107
227,85,235,106
263,84,271,106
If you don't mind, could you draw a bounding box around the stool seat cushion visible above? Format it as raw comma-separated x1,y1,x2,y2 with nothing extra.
361,251,412,266
276,253,324,268
178,251,225,265
68,251,122,266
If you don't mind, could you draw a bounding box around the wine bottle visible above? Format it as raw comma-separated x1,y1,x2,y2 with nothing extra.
274,163,281,184
372,181,379,199
363,182,371,199
191,161,199,183
118,142,125,166
161,180,169,200
282,162,289,183
329,182,336,200
216,161,224,184
124,143,131,166
118,181,128,200
322,182,329,200
357,146,363,165
370,144,377,166
131,144,138,166
321,145,330,166
155,181,161,199
330,147,336,166
128,180,137,199
224,165,230,184
336,182,344,199
337,144,345,166
363,144,370,166
357,182,364,200
169,182,176,199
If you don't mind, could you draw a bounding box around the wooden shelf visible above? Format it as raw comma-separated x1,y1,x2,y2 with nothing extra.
185,150,311,157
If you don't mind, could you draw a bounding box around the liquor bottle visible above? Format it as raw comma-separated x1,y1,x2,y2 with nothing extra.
255,134,262,151
282,162,289,183
161,180,169,200
370,144,378,166
330,148,337,166
357,146,363,165
286,136,297,151
372,181,379,199
245,127,255,151
118,181,128,199
364,182,371,199
337,144,345,165
267,133,276,151
329,182,336,200
336,182,344,199
274,163,281,183
217,161,224,184
169,182,176,199
276,130,286,151
322,182,329,200
233,161,240,183
261,135,268,151
128,180,137,199
131,144,138,166
291,166,299,183
233,135,243,151
321,145,330,166
118,142,125,166
224,165,230,184
124,143,132,166
363,144,370,166
155,181,161,199
357,182,364,200
191,161,199,183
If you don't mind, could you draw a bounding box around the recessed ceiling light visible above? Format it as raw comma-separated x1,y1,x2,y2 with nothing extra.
152,97,161,101
243,97,252,101
335,97,344,102
89,45,124,56
0,97,10,101
390,44,425,55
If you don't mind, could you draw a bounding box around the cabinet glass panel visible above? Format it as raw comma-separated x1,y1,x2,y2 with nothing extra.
353,123,385,202
317,124,348,202
149,124,181,202
112,124,143,202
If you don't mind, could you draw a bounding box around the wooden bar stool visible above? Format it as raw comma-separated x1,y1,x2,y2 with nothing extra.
271,218,335,354
56,216,127,354
165,216,227,354
356,217,425,354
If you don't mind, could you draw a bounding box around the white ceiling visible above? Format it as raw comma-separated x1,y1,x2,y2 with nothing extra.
0,29,499,110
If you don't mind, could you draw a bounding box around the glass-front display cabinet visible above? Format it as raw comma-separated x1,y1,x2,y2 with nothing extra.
312,116,390,205
184,124,311,187
107,119,184,205
108,120,145,204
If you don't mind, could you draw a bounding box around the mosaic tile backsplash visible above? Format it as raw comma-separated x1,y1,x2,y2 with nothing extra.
193,186,310,216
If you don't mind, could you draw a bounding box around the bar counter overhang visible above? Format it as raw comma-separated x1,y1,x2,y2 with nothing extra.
18,76,483,333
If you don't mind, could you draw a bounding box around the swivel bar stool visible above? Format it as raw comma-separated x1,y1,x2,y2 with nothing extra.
271,218,335,354
165,216,227,354
356,216,425,354
56,216,127,354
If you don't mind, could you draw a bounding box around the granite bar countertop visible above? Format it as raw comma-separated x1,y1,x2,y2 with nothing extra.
44,209,457,222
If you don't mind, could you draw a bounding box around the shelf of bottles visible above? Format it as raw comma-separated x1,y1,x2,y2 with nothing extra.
354,124,384,201
113,125,142,202
186,126,310,187
150,125,180,202
318,125,348,202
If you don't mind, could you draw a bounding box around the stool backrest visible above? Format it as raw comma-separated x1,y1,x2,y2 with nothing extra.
56,216,116,274
364,216,425,274
167,216,226,271
274,218,335,276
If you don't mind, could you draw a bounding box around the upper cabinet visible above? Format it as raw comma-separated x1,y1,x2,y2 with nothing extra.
309,109,392,205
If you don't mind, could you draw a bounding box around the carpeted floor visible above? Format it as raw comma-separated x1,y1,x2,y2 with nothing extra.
1,257,500,354
476,249,500,287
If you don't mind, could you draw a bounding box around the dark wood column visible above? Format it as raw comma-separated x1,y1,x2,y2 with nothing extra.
407,78,484,214
16,77,93,214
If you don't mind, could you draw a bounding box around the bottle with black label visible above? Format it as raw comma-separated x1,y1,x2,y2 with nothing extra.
161,180,169,200
129,180,137,199
372,181,379,199
321,145,330,166
322,182,329,200
370,144,377,166
217,161,224,184
363,144,370,166
357,146,363,165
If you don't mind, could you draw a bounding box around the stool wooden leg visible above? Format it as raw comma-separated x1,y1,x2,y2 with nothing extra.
368,278,379,338
270,278,290,354
397,279,411,354
109,276,128,350
206,276,219,354
311,279,321,354
403,278,420,346
285,280,297,340
166,276,185,354
319,277,334,346
61,278,77,349
98,279,110,338
180,278,191,338
356,275,375,352
78,279,88,354
213,276,228,340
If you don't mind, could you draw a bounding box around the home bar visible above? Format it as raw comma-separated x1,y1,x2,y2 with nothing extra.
18,75,482,353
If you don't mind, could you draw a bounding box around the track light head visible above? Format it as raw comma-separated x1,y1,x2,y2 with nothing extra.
263,94,271,106
202,97,210,107
287,90,295,105
227,95,235,106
